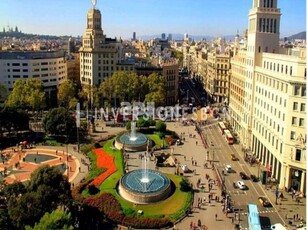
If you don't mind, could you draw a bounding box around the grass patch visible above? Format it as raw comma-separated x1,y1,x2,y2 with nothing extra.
147,133,169,148
82,137,192,223
86,151,106,181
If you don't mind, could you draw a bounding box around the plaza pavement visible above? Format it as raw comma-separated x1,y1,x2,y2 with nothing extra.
3,119,304,230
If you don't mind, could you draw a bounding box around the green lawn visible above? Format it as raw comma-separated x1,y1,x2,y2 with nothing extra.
84,137,192,222
147,133,169,148
99,139,124,191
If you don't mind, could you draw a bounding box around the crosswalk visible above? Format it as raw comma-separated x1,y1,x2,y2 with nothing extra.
240,210,276,215
228,190,247,195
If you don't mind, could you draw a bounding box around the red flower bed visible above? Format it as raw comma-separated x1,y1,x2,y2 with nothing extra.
91,148,117,186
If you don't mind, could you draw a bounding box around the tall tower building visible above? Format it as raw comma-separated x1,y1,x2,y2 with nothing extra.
243,0,281,148
168,33,172,41
229,0,306,193
79,0,133,86
161,33,166,40
133,32,136,41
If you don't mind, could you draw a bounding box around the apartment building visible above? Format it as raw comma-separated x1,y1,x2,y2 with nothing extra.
229,0,306,193
206,51,231,104
0,50,66,99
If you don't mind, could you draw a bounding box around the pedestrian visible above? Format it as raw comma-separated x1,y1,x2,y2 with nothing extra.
296,214,299,220
195,161,197,166
196,141,198,145
232,217,234,224
192,160,194,165
184,156,186,161
215,214,218,221
285,213,288,220
294,214,296,221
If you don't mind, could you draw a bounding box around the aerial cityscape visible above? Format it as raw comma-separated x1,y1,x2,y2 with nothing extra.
0,0,306,230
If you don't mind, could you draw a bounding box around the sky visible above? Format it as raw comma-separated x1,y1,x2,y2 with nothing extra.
0,0,306,39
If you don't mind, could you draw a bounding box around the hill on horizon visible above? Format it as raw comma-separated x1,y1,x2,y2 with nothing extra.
286,31,306,40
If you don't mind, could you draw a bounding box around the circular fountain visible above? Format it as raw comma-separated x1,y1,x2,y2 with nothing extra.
114,121,151,151
118,149,171,204
118,169,171,204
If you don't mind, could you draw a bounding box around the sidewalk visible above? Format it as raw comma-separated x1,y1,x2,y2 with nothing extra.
163,121,234,230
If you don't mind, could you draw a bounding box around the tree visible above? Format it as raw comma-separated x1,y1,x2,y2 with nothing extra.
0,106,29,136
3,181,26,199
156,121,167,133
25,209,73,230
8,192,44,229
57,80,77,109
144,73,166,106
0,207,10,230
0,83,7,102
43,107,76,137
6,79,45,110
7,165,72,229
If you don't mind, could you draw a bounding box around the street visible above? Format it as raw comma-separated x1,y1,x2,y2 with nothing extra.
202,122,286,229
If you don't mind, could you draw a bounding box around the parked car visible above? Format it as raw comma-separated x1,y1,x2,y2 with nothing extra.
181,164,190,173
236,181,246,190
250,174,258,182
240,172,248,180
258,196,271,207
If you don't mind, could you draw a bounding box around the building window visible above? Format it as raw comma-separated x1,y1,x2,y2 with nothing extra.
295,149,301,161
293,102,298,111
290,131,296,140
294,86,300,96
302,86,306,97
299,118,305,127
301,103,306,112
292,117,297,125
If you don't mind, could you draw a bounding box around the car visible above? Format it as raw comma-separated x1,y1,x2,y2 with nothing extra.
270,223,287,230
224,164,232,173
231,154,238,161
181,164,189,173
240,172,248,180
236,181,246,190
250,174,258,182
258,196,271,207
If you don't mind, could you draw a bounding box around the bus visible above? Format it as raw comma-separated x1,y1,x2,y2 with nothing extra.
224,129,234,144
218,122,227,134
247,204,261,230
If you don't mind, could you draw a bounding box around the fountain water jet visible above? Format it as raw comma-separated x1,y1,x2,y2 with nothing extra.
129,121,138,141
118,137,171,204
114,121,150,152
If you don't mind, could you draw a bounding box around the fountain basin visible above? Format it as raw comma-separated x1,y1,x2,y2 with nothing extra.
118,169,171,204
114,132,150,152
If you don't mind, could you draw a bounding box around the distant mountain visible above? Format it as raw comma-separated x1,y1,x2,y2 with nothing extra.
286,31,306,40
0,31,74,40
137,33,235,41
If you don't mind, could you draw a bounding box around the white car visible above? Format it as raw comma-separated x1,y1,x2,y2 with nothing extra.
224,164,232,173
236,181,246,190
181,164,189,173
